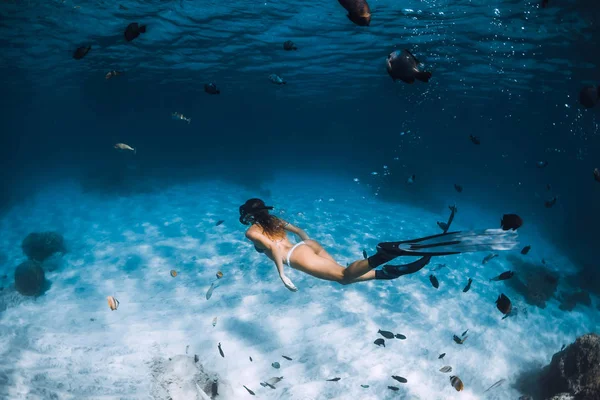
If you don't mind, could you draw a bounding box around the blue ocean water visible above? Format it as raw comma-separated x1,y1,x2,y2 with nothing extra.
1,0,599,399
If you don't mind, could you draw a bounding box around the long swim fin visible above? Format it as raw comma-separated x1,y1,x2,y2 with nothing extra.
377,229,518,257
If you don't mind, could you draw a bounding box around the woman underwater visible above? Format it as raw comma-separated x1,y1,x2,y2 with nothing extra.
240,198,519,292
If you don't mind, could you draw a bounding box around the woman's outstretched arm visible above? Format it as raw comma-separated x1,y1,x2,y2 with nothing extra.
245,230,298,291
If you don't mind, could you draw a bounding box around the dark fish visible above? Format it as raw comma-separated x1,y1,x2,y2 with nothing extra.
194,354,199,363
469,134,481,145
362,249,368,259
243,385,255,395
249,356,253,362
73,46,91,60
594,168,600,182
283,40,297,50
453,335,467,344
374,338,385,347
429,275,439,289
579,85,599,108
395,333,406,340
124,22,146,42
462,329,469,337
386,49,432,84
462,278,473,293
282,355,292,360
337,0,371,26
211,379,219,396
521,245,531,255
545,196,557,208
204,83,220,95
361,384,369,388
490,271,514,281
438,353,446,359
484,378,506,393
542,258,546,264
388,386,399,391
392,376,408,383
378,329,395,339
272,362,280,369
537,160,548,168
326,377,341,381
215,220,224,226
496,293,512,315
454,184,463,193
218,342,224,358
482,253,498,265
501,214,523,231
450,376,464,391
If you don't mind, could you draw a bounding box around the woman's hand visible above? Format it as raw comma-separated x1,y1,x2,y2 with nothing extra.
280,274,298,292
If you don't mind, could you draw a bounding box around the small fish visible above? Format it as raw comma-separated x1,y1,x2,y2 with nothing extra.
454,184,463,193
496,293,512,315
204,83,220,95
269,74,286,85
450,376,464,391
211,380,218,396
542,258,546,264
388,386,399,391
484,378,506,393
186,345,189,354
431,263,447,272
90,318,95,322
215,220,224,226
73,45,91,60
469,134,481,145
114,143,136,154
386,49,431,84
429,274,439,289
545,196,557,208
105,70,122,80
170,269,177,277
206,282,216,300
378,329,395,339
438,353,446,359
537,161,548,168
392,376,407,383
271,362,280,369
395,334,406,340
260,377,284,389
579,85,599,108
283,40,297,50
326,377,341,381
462,278,473,293
171,112,191,124
560,344,566,351
490,271,514,281
374,338,385,347
216,271,223,279
407,174,416,184
501,213,523,230
453,335,467,344
242,385,255,395
107,296,119,311
249,356,253,362
124,22,146,42
440,366,452,373
212,317,217,327
194,354,199,363
282,355,292,360
521,245,531,255
361,384,369,388
338,0,371,26
218,342,224,358
594,168,600,182
362,249,368,259
461,329,469,337
482,253,498,265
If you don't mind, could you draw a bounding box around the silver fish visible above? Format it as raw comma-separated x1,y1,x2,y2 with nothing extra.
484,378,506,392
439,366,453,373
482,253,498,264
206,282,216,300
114,143,136,154
212,317,217,327
172,112,191,124
431,263,447,272
269,74,286,85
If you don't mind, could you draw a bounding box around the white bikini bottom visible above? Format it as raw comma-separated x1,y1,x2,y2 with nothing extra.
285,241,306,266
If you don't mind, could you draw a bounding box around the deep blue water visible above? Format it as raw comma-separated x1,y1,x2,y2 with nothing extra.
1,0,599,289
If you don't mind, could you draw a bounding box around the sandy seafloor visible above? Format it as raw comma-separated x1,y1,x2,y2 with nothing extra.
0,174,597,400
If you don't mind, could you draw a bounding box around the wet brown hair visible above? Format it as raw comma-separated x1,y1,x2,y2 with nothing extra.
239,198,285,239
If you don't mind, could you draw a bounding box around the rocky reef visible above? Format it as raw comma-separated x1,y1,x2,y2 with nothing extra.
21,231,66,262
517,333,600,400
506,255,559,308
